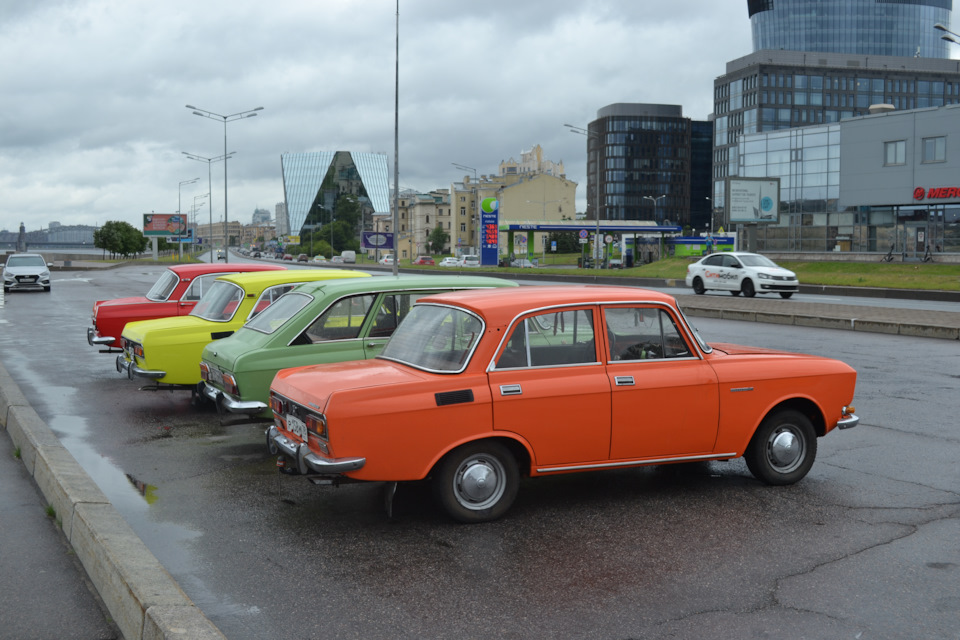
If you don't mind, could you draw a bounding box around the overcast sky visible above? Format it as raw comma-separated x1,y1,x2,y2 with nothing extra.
1,0,766,233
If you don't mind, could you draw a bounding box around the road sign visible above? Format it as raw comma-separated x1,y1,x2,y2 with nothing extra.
578,229,588,239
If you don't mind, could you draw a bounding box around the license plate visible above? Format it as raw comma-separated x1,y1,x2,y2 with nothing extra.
22,276,36,283
207,367,223,386
286,414,308,442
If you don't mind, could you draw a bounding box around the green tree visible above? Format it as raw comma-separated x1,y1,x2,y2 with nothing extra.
428,224,450,254
547,230,580,254
94,221,149,258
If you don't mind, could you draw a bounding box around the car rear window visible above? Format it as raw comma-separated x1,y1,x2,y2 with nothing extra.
380,304,483,372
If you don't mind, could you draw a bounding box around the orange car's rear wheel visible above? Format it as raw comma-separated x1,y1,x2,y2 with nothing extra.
745,410,817,485
433,441,519,523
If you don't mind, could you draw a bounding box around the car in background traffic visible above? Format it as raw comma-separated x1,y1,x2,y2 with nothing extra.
412,256,435,265
87,263,285,349
297,254,309,263
510,258,535,268
686,251,799,298
378,254,396,265
607,258,623,269
266,285,859,522
331,256,345,264
460,255,480,268
438,257,460,267
3,253,52,293
282,254,294,261
312,256,327,263
116,269,369,388
201,274,516,418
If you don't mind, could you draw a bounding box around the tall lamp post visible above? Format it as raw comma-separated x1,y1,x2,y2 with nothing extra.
183,150,234,262
564,123,603,267
185,104,264,263
452,163,478,256
643,194,666,224
934,22,960,45
178,178,199,261
191,193,208,258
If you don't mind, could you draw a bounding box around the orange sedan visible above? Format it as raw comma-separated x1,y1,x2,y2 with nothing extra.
267,286,859,523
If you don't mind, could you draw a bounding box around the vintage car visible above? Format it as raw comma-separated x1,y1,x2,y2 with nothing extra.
87,263,286,350
116,269,368,388
266,285,859,523
199,274,516,418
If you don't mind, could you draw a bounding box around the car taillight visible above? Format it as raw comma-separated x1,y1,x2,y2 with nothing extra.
270,394,286,415
305,414,327,440
199,362,210,381
222,372,239,396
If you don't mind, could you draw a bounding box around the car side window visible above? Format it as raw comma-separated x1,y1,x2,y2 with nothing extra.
183,274,222,301
703,255,724,267
303,294,376,342
368,293,429,338
249,284,297,320
722,255,740,268
604,307,692,361
495,309,597,369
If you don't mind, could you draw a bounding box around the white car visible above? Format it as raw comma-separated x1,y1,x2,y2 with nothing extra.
3,253,52,293
460,255,480,268
685,251,798,298
438,257,460,267
378,254,396,265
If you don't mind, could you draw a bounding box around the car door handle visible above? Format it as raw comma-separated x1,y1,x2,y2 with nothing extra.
615,376,635,386
499,384,522,396
366,342,382,348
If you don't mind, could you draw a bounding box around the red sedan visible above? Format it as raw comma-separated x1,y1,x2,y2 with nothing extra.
412,256,435,265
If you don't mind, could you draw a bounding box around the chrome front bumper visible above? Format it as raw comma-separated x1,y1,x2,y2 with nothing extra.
87,326,115,346
115,354,165,380
266,425,365,476
201,383,268,415
836,413,859,430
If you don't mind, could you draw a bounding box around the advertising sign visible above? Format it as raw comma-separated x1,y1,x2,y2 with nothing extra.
362,231,394,250
143,214,187,237
726,178,780,224
480,197,499,267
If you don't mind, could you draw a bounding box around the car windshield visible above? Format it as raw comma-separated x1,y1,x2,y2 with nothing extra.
738,254,778,268
6,255,46,268
146,269,180,301
380,304,483,372
244,291,313,334
189,280,244,321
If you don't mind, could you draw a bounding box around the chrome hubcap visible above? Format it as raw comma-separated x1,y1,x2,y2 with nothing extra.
769,428,803,470
455,456,505,510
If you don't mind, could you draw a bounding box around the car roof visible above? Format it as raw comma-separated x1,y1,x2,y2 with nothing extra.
166,263,284,277
416,285,678,326
7,252,45,259
214,268,369,291
288,274,516,296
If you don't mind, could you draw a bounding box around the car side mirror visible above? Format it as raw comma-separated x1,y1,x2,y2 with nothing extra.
730,262,741,269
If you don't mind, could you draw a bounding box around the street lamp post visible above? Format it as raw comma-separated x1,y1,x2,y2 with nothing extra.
934,22,960,45
452,162,478,256
643,194,666,224
564,124,603,267
185,105,264,263
183,150,235,262
178,178,199,261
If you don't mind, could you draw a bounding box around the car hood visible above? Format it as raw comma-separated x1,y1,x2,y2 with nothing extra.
709,342,804,356
96,295,152,308
272,359,424,410
4,265,49,275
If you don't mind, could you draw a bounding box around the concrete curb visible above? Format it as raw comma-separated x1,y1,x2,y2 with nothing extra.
0,361,225,640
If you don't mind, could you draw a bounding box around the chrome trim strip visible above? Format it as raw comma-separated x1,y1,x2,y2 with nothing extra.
536,452,738,474
730,387,754,392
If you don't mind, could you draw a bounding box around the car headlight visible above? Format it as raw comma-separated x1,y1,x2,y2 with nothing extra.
758,272,772,280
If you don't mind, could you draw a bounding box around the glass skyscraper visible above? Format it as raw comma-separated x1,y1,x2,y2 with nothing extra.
749,0,952,58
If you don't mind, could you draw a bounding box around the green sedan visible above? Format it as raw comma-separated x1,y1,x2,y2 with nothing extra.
199,274,516,418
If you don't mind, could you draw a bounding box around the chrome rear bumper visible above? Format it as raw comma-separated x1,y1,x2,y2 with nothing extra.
201,383,268,415
266,425,365,476
87,326,115,346
115,354,165,380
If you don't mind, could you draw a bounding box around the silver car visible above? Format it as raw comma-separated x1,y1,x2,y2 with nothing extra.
3,253,52,293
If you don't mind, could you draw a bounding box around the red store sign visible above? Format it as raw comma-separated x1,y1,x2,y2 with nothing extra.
913,187,960,200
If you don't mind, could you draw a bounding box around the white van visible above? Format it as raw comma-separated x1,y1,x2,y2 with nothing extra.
340,250,356,264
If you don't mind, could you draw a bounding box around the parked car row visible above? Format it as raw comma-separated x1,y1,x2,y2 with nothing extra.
87,264,857,523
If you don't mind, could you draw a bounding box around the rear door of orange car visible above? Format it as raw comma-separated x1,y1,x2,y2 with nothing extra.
601,304,720,459
487,306,611,466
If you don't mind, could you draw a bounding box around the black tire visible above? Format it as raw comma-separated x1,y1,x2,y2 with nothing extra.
779,292,793,299
745,409,817,485
692,277,705,295
741,279,756,298
433,441,519,523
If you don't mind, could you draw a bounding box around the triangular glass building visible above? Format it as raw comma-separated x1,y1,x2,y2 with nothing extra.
280,152,390,235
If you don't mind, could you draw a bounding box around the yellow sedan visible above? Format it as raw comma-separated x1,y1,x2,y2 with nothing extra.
116,269,368,388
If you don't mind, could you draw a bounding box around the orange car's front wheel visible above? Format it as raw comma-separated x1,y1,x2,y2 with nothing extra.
745,409,817,485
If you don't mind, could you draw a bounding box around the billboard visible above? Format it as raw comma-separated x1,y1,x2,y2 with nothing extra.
143,214,188,237
362,231,394,250
726,178,780,224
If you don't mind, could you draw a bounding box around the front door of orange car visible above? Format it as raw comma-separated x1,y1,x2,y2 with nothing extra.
602,306,719,459
488,308,611,466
